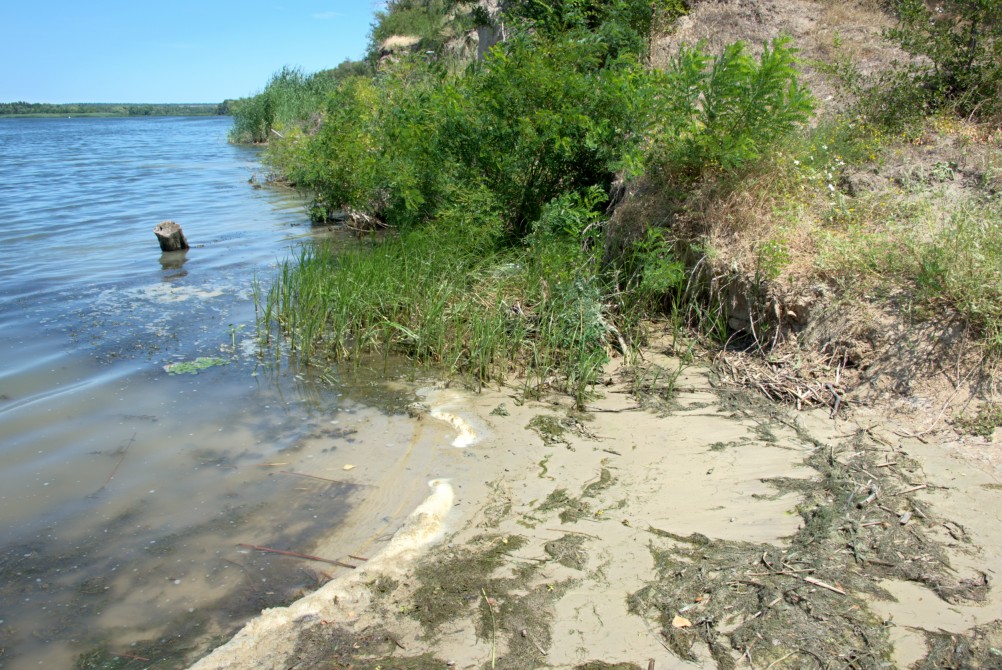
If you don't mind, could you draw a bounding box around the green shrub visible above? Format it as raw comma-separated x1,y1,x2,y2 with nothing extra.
506,0,671,59
265,59,454,226
443,33,655,237
267,31,655,235
886,0,1002,120
651,37,815,180
255,14,820,395
229,64,372,144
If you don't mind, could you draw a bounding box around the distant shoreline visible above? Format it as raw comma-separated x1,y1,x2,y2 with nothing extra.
0,102,230,118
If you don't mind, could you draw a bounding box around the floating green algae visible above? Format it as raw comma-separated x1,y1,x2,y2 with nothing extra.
164,356,229,375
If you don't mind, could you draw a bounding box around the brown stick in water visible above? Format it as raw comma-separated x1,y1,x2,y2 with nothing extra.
90,432,137,497
237,543,356,569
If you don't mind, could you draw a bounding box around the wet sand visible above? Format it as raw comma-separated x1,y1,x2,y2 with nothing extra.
189,351,1002,669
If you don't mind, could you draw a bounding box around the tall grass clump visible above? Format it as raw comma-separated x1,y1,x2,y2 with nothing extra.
816,189,1002,354
261,209,619,406
369,0,479,55
229,63,372,143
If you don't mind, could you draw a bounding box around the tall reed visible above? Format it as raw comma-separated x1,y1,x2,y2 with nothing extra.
259,226,620,407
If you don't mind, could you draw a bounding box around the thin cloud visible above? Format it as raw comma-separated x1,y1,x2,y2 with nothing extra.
312,11,343,19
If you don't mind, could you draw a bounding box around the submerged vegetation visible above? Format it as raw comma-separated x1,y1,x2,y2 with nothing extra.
234,0,1002,407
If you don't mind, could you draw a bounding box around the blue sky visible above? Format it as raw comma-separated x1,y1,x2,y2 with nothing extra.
0,1,380,103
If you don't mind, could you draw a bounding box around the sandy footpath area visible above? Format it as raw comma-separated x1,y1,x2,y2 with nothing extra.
190,349,1002,670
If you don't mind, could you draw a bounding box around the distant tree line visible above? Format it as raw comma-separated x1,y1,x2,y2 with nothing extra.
0,102,230,117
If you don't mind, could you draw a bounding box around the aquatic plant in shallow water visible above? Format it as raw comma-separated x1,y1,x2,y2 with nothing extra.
164,356,229,375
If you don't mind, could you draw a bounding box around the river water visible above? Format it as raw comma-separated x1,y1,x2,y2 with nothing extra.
0,117,468,668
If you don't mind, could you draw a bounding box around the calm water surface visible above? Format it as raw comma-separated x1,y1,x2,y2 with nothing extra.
0,117,464,668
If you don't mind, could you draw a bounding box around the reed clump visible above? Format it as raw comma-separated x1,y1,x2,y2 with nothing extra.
260,219,617,407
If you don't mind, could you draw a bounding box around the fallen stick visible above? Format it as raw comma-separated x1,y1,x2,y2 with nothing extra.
90,432,137,497
237,544,356,569
803,576,846,595
895,484,928,496
857,486,879,508
545,528,600,540
824,383,842,419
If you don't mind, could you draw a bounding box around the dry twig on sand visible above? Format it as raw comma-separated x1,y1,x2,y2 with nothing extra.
717,350,845,416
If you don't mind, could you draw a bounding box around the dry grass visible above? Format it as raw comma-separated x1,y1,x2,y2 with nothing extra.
380,34,422,51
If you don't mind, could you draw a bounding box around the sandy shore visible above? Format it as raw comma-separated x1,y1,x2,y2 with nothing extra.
190,349,1002,670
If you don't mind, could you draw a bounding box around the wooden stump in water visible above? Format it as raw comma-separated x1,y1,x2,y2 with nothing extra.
153,220,189,252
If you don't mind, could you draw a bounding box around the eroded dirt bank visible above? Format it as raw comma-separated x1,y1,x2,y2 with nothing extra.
190,347,1002,670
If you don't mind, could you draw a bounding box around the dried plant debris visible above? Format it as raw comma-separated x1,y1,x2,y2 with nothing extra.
304,530,583,670
629,529,892,669
544,533,589,570
409,534,529,635
913,620,1002,669
526,412,596,448
396,533,573,670
527,414,571,447
291,624,439,670
629,428,986,669
715,350,847,415
536,468,617,524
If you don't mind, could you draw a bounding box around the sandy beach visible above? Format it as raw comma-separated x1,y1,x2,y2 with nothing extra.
189,344,1002,669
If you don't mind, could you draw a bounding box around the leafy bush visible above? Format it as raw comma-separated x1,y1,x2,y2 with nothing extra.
443,34,655,237
265,59,454,226
886,0,1002,120
506,0,669,59
651,37,815,180
256,7,820,393
267,32,655,235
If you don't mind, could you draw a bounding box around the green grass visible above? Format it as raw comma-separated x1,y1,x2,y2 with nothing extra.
955,402,1002,438
816,187,1002,353
258,224,619,407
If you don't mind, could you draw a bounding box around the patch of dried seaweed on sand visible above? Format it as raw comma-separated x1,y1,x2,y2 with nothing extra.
629,427,987,669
